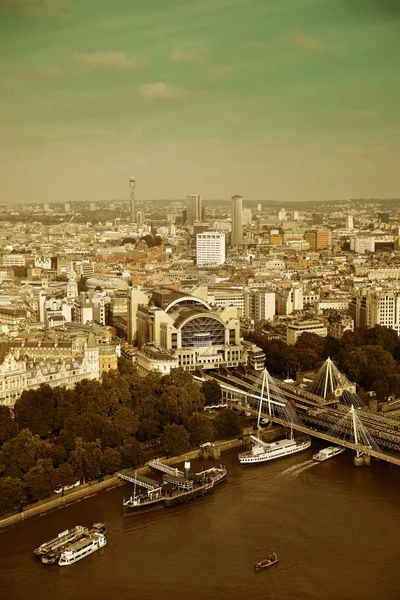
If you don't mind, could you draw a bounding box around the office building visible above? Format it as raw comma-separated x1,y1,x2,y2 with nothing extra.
286,321,328,345
242,208,252,226
185,194,202,225
129,176,136,222
231,195,243,246
196,232,225,266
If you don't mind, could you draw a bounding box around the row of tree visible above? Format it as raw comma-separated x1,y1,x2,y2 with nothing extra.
0,362,240,515
247,324,400,400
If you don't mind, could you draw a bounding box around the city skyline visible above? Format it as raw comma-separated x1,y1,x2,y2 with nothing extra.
1,0,400,204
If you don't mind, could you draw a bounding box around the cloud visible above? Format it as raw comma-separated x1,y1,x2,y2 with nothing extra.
75,52,147,70
2,0,73,16
169,50,197,65
137,82,190,99
279,30,325,53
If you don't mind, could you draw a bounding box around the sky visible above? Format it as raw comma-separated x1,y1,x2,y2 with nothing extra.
1,0,400,204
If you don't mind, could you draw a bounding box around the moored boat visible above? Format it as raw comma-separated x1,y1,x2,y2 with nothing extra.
34,525,89,557
122,463,227,516
313,446,345,462
58,526,106,566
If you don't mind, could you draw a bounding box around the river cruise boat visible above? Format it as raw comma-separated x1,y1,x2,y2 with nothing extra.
58,524,106,566
313,446,345,462
254,552,279,571
34,525,89,558
239,434,311,465
123,464,227,516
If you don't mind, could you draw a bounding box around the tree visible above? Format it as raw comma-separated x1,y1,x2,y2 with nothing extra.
0,429,51,479
213,409,240,440
112,407,140,444
14,384,57,437
101,447,122,475
186,414,214,447
0,477,26,515
0,406,17,446
24,459,56,503
162,424,191,457
201,380,222,406
120,438,144,469
117,357,136,378
53,462,76,490
70,438,103,483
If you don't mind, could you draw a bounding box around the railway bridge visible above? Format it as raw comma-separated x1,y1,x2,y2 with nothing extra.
208,365,400,467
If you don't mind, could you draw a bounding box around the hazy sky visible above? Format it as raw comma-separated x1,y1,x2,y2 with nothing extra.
1,0,400,204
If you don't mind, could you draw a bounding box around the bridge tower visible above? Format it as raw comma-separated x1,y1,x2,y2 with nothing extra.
306,357,365,407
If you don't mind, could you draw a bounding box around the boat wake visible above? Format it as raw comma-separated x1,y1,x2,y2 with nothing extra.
276,460,317,479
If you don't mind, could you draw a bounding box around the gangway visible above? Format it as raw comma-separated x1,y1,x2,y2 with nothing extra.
118,469,160,490
147,459,184,477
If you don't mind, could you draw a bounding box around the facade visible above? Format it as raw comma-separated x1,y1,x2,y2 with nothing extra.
286,320,328,345
136,343,179,376
351,236,375,253
0,335,100,407
316,230,332,250
136,286,244,372
276,286,303,316
185,194,202,225
196,232,225,266
249,290,276,322
2,254,26,267
242,341,266,371
231,195,243,246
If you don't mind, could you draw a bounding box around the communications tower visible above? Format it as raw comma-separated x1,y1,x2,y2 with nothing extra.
129,176,136,223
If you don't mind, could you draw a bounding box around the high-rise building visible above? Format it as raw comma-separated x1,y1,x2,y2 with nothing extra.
90,202,96,212
64,203,71,213
242,208,252,226
257,203,262,213
293,210,299,220
316,230,332,249
346,214,354,229
231,195,243,246
304,231,316,250
196,232,225,266
129,176,136,223
278,208,287,221
185,194,202,225
378,212,390,224
136,210,144,225
350,288,400,335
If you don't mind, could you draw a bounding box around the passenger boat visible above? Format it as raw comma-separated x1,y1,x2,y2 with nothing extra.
123,463,227,516
34,525,89,557
254,552,279,570
313,446,345,462
239,433,311,465
58,524,106,566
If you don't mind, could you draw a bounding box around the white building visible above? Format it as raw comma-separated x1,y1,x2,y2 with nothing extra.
286,321,328,345
2,254,26,267
351,236,375,253
196,232,226,266
250,290,276,322
242,208,252,226
231,195,243,246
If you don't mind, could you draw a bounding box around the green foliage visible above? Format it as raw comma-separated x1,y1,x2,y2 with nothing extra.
186,414,214,446
201,380,222,406
101,447,122,475
14,384,57,437
0,429,51,479
120,438,144,469
163,424,191,456
0,406,17,446
0,477,26,515
70,438,103,482
24,458,56,503
213,409,240,440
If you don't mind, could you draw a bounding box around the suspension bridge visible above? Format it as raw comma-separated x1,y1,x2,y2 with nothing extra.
209,360,400,467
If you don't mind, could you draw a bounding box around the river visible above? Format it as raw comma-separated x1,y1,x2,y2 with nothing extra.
1,445,399,600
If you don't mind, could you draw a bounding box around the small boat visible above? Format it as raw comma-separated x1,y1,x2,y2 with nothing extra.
254,552,278,570
313,446,345,462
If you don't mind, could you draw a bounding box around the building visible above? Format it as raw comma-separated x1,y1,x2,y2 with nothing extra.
242,208,252,226
207,288,247,317
129,176,136,222
136,343,179,376
276,286,303,316
185,194,202,225
231,195,243,246
316,230,332,250
2,254,26,267
0,333,100,407
249,290,276,322
286,321,328,345
350,289,400,335
127,287,150,345
351,236,375,253
196,232,225,266
346,214,354,229
136,286,244,372
242,341,266,371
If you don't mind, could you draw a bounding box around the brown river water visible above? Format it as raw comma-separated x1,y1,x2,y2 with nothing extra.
1,445,400,600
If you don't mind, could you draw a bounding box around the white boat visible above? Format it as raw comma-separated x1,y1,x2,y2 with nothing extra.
239,434,311,464
313,446,345,462
58,525,106,566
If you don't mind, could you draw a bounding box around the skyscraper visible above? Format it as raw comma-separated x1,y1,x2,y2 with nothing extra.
185,194,202,225
129,176,136,222
231,195,243,246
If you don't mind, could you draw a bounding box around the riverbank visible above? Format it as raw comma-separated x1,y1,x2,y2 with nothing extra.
0,437,244,532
